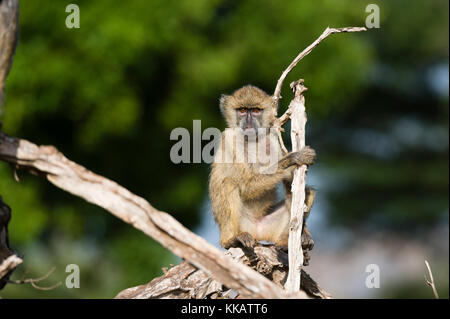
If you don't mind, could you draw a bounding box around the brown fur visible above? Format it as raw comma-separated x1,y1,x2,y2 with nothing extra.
210,85,316,250
220,85,274,129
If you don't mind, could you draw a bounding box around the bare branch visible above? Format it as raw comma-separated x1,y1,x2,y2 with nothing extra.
272,26,366,154
115,244,331,299
284,80,308,293
8,266,62,291
276,128,288,154
274,28,367,292
272,26,367,109
0,132,298,299
272,30,368,289
424,260,440,299
0,254,22,281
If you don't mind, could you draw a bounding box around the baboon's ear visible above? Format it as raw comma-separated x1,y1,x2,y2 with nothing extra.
219,94,229,115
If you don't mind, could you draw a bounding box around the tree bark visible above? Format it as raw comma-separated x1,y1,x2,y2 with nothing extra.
284,80,308,293
115,244,331,299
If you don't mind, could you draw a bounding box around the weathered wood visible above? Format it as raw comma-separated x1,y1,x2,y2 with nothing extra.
115,244,331,299
0,132,301,298
0,254,22,288
272,26,367,108
284,80,308,293
425,260,440,299
271,26,367,294
272,26,367,153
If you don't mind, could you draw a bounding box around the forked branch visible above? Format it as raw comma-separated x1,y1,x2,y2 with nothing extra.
272,26,367,154
272,26,367,107
272,26,366,293
7,266,62,291
424,260,440,299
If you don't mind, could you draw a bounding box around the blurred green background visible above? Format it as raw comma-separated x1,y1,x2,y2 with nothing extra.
0,0,448,298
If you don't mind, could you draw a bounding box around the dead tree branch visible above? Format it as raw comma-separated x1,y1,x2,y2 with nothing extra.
0,254,22,283
272,26,367,154
7,266,62,291
0,132,314,299
284,80,308,293
272,26,367,107
424,260,439,299
115,244,331,299
269,26,366,293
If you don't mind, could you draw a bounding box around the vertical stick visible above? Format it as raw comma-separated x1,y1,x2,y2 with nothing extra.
424,260,440,299
285,80,308,293
273,25,366,295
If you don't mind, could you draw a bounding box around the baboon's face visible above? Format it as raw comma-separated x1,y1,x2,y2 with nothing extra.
220,85,274,132
236,105,264,132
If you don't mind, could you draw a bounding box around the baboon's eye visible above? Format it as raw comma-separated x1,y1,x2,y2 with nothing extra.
251,108,261,114
238,108,247,115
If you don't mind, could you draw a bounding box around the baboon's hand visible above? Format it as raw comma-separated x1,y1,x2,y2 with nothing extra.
292,146,316,166
279,147,316,170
